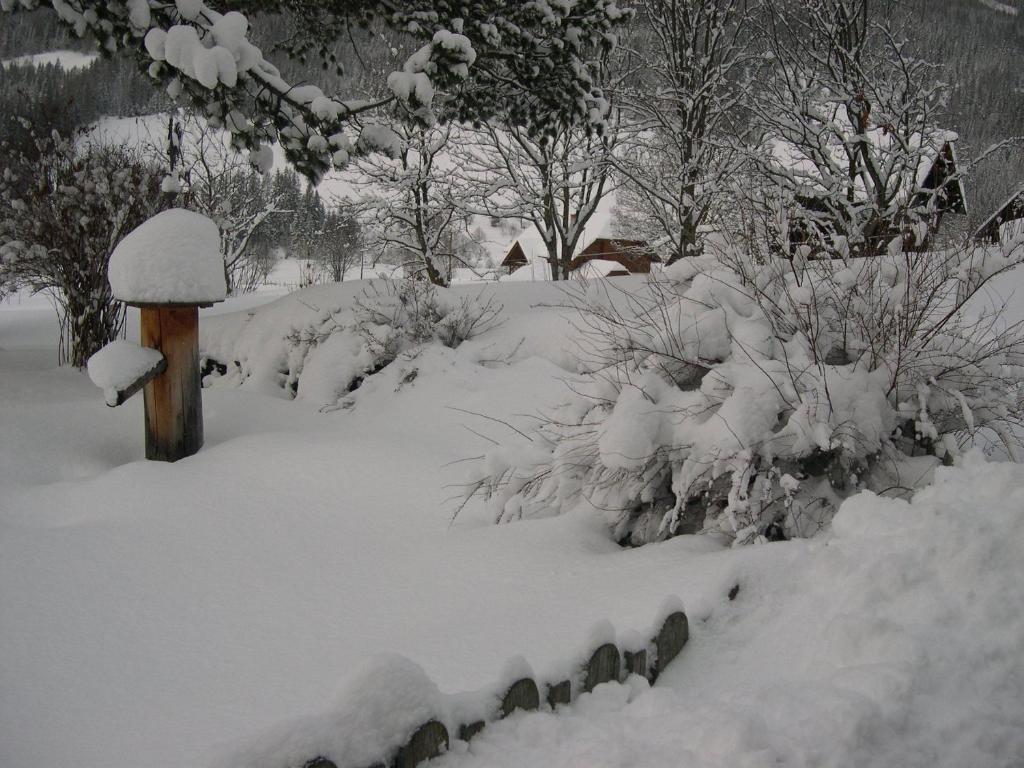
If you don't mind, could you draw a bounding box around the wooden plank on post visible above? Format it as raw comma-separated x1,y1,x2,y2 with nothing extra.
393,720,448,768
652,611,689,682
106,355,166,407
141,305,203,461
500,678,540,717
583,644,620,693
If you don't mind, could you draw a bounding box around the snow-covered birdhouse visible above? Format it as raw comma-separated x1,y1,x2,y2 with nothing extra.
89,208,226,462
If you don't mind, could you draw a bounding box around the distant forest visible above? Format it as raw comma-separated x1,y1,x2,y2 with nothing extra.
1,1,1021,228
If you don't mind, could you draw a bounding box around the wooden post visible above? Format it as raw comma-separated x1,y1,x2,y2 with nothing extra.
546,680,571,709
393,720,448,768
500,678,540,717
652,611,689,682
140,305,203,461
583,644,621,693
623,648,648,680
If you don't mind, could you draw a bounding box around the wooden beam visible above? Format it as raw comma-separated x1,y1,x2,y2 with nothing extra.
105,355,167,408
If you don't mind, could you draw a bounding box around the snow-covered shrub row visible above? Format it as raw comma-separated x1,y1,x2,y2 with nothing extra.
470,236,1024,546
216,603,686,768
200,279,501,408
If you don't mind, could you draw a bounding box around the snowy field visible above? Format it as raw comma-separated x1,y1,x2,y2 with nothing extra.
2,279,1023,768
0,49,98,70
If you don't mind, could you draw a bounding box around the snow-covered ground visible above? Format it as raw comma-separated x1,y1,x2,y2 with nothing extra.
2,280,1023,768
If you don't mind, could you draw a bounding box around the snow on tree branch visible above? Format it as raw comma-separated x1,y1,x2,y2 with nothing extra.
2,0,631,182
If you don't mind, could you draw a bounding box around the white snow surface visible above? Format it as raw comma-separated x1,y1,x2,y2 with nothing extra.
107,208,227,304
87,340,164,407
1,49,98,70
1,278,1023,768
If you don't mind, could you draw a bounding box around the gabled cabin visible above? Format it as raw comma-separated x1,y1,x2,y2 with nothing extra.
567,238,661,275
974,187,1024,245
500,241,529,274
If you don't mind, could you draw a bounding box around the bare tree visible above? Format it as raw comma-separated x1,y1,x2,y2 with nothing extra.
155,114,289,294
318,206,365,283
750,0,965,258
345,121,476,286
613,0,758,263
457,114,622,280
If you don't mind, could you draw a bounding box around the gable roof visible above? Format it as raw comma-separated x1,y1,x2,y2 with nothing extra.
500,240,529,268
974,186,1024,243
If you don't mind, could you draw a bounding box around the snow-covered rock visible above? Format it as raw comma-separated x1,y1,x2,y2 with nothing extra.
108,208,227,305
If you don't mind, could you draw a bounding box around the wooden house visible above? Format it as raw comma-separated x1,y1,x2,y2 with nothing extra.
567,238,661,275
974,187,1024,245
500,240,529,274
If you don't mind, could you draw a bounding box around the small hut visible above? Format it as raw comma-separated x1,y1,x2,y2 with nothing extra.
90,208,226,461
974,187,1024,245
500,241,529,274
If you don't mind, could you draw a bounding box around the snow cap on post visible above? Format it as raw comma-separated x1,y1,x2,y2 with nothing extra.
108,208,226,306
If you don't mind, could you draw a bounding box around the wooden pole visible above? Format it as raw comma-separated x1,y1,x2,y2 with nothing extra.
140,305,203,461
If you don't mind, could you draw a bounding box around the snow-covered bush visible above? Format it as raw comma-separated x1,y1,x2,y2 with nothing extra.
353,279,503,361
0,131,167,367
204,279,501,406
468,233,1024,546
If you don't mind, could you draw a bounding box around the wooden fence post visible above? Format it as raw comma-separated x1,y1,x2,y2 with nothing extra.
652,612,689,682
393,720,448,768
500,678,540,717
583,644,621,693
140,305,204,461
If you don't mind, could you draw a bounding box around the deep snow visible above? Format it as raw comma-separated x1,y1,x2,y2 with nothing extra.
1,279,1023,768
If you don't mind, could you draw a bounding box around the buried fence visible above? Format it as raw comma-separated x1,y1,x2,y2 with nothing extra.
294,601,690,768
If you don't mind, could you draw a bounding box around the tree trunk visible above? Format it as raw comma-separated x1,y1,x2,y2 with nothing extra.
422,256,448,287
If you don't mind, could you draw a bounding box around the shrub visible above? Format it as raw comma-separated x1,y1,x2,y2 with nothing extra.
467,233,1024,546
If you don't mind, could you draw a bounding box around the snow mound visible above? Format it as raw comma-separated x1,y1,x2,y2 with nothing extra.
216,654,446,768
87,340,164,407
108,209,227,305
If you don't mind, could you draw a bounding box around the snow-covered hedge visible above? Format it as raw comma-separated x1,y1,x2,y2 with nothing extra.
469,236,1024,546
201,279,501,408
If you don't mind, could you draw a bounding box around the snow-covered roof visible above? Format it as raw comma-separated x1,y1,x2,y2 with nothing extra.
498,193,623,278
974,185,1024,242
108,209,227,305
573,259,631,278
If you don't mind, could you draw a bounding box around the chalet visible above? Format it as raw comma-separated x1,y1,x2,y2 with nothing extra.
771,129,967,254
974,187,1024,245
500,234,660,279
567,237,661,275
500,240,529,274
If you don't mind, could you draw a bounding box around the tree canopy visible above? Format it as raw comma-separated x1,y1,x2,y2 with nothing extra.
1,0,630,181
